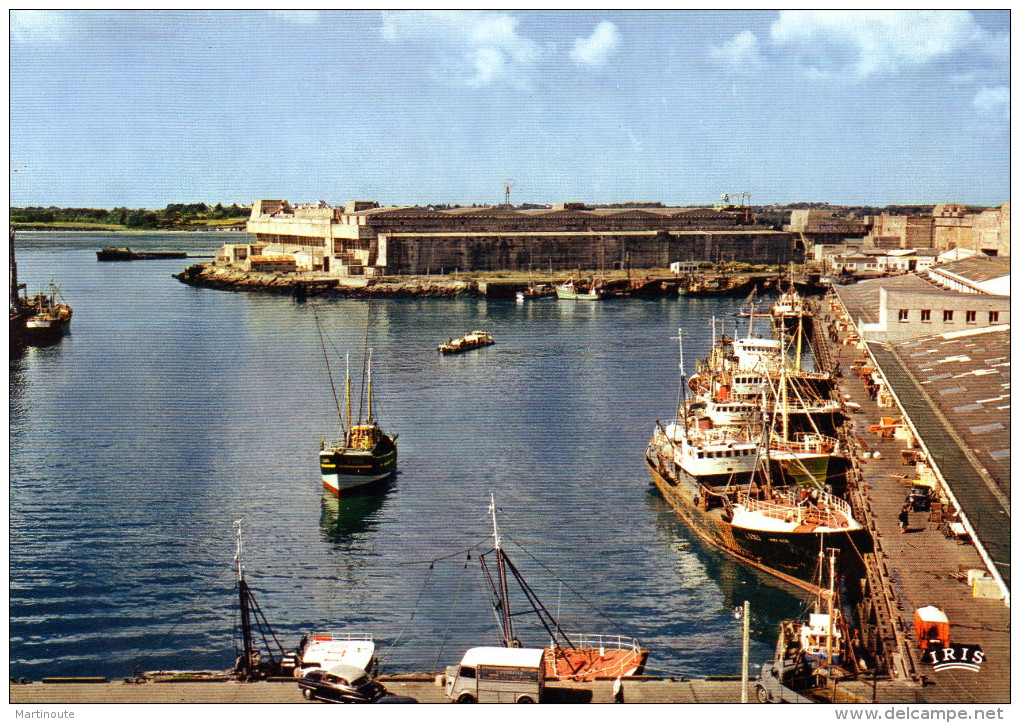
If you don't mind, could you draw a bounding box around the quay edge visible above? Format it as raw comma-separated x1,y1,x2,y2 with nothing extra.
8,676,926,704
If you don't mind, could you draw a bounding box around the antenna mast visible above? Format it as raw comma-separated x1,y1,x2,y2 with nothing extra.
503,179,516,208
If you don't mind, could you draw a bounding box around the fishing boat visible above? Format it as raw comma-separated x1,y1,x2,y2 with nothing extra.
646,329,867,591
555,278,608,300
771,280,814,338
479,496,648,681
755,549,860,703
22,280,73,346
516,283,554,302
315,313,397,496
678,274,755,297
438,330,495,354
231,520,377,680
10,230,72,350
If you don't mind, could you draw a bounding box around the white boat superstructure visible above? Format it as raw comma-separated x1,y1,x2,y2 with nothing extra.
288,632,377,677
733,336,783,372
730,488,862,535
656,421,761,482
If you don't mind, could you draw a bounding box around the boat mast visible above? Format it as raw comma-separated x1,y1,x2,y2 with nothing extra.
675,328,689,438
367,348,373,423
9,228,22,310
826,547,837,668
313,309,344,440
489,494,515,646
345,353,352,433
795,315,804,373
234,519,256,675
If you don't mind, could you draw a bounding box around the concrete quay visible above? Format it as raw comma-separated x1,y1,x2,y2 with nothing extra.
810,298,1010,704
10,677,752,705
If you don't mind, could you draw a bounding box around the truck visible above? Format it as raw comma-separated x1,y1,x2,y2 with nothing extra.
443,646,545,704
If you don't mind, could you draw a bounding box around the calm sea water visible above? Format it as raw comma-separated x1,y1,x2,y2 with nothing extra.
10,231,802,680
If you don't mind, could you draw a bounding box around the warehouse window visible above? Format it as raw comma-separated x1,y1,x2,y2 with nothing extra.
989,311,999,324
943,310,954,322
966,310,977,324
898,309,909,322
920,309,931,322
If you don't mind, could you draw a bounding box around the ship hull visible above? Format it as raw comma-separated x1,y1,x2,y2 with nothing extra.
23,316,71,346
97,248,187,261
647,456,869,591
544,646,649,681
319,441,397,496
555,289,607,300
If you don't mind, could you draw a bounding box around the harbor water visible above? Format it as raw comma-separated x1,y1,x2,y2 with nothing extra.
10,232,802,680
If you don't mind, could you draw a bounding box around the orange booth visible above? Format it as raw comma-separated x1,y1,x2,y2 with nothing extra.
914,606,950,650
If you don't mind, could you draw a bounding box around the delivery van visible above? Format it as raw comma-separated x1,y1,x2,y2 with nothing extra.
443,646,545,703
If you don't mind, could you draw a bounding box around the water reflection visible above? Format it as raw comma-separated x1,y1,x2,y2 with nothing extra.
644,486,808,647
318,482,393,545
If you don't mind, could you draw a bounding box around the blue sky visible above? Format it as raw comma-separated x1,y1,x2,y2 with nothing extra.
9,10,1010,208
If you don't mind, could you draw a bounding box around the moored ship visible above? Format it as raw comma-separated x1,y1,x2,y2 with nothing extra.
480,496,649,681
555,278,608,300
646,329,867,591
97,247,188,261
770,283,814,338
22,281,73,346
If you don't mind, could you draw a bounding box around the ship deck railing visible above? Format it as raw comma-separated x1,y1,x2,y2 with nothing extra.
552,633,643,653
740,491,854,529
308,632,374,642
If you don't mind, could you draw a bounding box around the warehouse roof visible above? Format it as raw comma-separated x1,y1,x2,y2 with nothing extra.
834,274,969,324
867,327,1011,585
934,256,1011,284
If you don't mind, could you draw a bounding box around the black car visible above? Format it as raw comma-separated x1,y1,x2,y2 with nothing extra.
906,484,932,512
298,664,387,703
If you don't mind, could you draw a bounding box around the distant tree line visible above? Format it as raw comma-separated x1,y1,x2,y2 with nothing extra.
10,202,251,229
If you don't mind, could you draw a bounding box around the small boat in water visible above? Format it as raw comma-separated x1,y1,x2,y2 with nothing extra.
555,278,608,300
315,312,397,496
97,247,188,261
476,496,649,681
516,283,554,302
438,329,494,354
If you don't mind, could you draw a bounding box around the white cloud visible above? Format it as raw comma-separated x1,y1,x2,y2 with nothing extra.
709,30,763,70
570,21,620,67
768,10,984,78
11,10,70,44
266,11,321,26
711,10,998,81
973,86,1009,114
380,11,539,87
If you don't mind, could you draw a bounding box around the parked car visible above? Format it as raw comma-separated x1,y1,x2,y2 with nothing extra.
297,664,387,703
906,485,933,512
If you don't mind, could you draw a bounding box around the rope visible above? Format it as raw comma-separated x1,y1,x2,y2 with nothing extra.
433,552,472,670
501,533,631,638
377,563,434,675
384,539,491,567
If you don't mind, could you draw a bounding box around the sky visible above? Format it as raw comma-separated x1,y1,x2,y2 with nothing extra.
8,10,1011,209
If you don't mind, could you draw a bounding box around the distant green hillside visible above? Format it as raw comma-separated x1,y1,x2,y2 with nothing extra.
10,203,250,230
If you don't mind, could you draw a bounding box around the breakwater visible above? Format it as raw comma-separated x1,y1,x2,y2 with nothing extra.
173,263,474,298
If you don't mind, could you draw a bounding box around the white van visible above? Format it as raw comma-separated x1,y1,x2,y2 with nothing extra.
443,646,545,703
